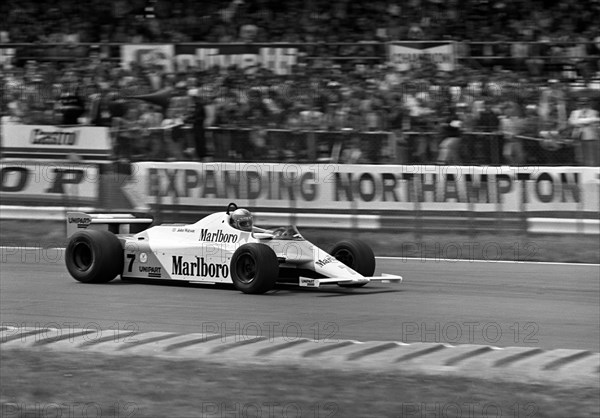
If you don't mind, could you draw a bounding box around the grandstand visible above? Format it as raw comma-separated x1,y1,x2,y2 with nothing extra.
1,0,599,166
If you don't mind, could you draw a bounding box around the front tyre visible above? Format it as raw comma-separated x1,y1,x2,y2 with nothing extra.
65,230,123,283
230,243,279,294
330,239,375,287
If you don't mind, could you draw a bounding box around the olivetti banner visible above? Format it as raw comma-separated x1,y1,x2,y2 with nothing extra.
121,44,297,74
124,163,599,213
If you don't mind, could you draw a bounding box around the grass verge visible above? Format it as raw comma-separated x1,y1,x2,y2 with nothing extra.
1,348,599,418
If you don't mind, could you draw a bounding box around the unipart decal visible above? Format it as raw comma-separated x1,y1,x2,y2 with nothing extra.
199,229,238,243
67,216,91,229
172,256,229,278
315,256,336,267
299,278,317,287
139,265,161,278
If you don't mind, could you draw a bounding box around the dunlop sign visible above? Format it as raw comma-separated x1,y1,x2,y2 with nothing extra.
0,161,99,205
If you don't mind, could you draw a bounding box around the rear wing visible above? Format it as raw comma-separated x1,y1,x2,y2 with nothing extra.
66,212,154,238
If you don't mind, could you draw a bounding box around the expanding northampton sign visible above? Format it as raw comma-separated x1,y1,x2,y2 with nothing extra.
125,162,600,213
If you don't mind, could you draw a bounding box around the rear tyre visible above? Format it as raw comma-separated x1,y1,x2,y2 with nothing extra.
65,230,123,283
230,243,279,294
329,239,375,287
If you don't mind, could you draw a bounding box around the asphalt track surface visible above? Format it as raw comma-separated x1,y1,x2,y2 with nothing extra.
1,249,598,351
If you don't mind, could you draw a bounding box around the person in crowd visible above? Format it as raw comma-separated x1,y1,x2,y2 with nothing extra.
248,126,269,161
57,87,85,125
408,92,436,164
520,103,562,164
299,104,324,130
364,100,384,132
538,79,568,132
160,104,186,161
500,102,526,165
186,91,208,161
473,100,500,164
569,96,600,166
386,95,408,163
111,105,140,162
4,91,28,124
340,135,365,164
138,103,164,160
437,110,463,164
89,84,117,127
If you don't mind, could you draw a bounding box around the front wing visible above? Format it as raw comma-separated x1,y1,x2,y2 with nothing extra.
299,273,403,288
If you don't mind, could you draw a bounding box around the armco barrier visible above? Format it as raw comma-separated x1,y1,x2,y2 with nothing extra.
1,327,598,387
528,217,600,235
1,205,599,235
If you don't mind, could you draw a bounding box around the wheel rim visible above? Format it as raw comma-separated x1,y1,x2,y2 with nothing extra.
72,242,93,272
333,248,354,268
236,253,256,284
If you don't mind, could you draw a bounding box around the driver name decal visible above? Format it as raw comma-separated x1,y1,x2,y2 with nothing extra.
172,256,229,278
199,229,238,243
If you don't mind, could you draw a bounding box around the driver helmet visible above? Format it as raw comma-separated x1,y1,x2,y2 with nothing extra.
230,208,253,232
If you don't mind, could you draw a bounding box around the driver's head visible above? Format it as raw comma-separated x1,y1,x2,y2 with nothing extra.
230,208,253,232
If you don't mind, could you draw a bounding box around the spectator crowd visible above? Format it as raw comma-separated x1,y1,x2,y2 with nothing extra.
3,0,600,44
1,0,599,166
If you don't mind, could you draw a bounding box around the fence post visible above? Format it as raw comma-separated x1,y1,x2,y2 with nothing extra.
491,133,501,165
306,131,316,162
351,198,358,238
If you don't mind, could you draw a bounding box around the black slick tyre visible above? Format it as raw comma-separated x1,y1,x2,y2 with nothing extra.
230,243,279,294
65,230,123,283
329,239,375,287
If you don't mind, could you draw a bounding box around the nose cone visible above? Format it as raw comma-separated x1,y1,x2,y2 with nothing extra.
310,247,363,279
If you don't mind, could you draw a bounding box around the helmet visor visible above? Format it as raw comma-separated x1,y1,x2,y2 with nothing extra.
237,217,252,230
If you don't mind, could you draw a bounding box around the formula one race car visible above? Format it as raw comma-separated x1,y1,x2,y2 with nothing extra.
64,203,402,294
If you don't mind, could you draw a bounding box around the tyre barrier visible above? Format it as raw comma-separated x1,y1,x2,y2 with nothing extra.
1,327,598,387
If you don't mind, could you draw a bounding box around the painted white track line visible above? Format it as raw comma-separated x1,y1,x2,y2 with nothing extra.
377,256,600,267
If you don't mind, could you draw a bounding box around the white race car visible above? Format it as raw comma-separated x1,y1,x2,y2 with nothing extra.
64,203,402,294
